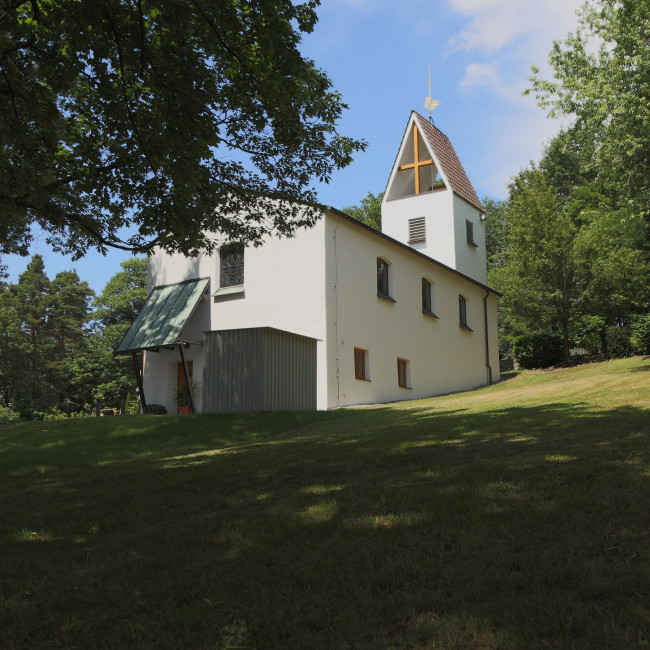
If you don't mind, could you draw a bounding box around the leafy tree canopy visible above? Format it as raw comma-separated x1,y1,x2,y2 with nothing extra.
342,191,383,230
88,257,148,406
0,0,365,260
483,197,508,274
92,257,148,330
491,169,648,361
528,0,650,215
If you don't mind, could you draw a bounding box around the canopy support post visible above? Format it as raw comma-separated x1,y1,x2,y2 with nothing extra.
178,344,195,414
131,351,147,412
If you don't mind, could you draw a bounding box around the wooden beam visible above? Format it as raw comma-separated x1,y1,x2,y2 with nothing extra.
178,344,196,414
176,336,204,346
397,123,434,194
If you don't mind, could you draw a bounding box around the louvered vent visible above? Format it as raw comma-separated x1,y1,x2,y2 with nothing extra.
466,220,475,245
408,217,426,244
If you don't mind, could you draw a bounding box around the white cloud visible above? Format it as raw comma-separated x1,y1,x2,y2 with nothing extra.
447,0,583,57
458,62,528,105
460,62,501,89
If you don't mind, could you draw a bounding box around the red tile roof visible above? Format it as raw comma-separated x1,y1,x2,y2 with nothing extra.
413,112,485,213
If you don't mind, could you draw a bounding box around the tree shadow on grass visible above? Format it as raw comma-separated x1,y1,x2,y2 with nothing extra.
2,400,650,648
629,355,650,371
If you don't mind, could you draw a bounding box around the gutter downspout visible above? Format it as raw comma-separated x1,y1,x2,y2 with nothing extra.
333,221,340,407
483,289,493,385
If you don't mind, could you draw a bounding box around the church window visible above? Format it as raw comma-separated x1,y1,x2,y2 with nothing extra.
409,217,426,244
354,348,369,381
388,122,446,200
422,279,436,317
466,220,477,247
399,124,435,195
377,258,392,300
397,358,410,388
220,244,244,288
459,295,471,330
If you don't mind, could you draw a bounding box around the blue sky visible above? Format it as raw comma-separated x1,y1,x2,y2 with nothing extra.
4,0,583,294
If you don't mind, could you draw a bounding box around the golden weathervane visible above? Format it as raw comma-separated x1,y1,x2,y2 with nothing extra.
424,66,440,117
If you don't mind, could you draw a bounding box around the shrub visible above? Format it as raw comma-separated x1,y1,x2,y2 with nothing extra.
144,404,167,415
513,332,563,369
631,314,650,355
0,405,20,424
605,326,631,359
124,392,141,415
34,406,91,421
570,316,605,356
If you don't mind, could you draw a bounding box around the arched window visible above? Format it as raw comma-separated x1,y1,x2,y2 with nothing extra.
422,279,431,312
422,278,437,317
459,294,470,330
377,258,390,298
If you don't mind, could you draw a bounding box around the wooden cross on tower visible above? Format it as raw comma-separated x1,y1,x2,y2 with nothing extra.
398,123,434,195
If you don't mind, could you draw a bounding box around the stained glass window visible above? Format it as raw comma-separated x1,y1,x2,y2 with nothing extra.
220,244,244,288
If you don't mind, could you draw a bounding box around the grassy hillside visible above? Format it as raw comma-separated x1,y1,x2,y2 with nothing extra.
1,357,649,648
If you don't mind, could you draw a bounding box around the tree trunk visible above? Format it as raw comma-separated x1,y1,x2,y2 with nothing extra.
562,320,570,362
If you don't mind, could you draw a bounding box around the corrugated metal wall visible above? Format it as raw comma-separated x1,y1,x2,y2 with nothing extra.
203,327,317,413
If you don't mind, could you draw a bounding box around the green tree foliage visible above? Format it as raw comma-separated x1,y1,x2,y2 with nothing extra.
47,270,94,405
0,284,31,411
491,170,648,362
512,332,564,369
1,256,95,416
12,255,51,372
483,197,508,274
631,314,650,354
0,0,365,260
342,191,383,230
92,258,148,333
0,255,147,417
528,0,650,221
87,257,148,405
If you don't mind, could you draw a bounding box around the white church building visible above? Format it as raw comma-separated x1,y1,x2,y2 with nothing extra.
117,111,500,413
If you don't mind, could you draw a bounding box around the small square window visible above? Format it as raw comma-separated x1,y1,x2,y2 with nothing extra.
354,348,368,381
397,358,410,388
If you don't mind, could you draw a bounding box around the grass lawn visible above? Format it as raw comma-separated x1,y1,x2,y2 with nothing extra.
1,357,650,648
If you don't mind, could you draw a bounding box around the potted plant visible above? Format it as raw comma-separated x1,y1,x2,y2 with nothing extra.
173,377,200,414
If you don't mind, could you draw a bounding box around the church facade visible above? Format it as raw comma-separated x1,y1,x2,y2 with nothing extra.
118,112,500,413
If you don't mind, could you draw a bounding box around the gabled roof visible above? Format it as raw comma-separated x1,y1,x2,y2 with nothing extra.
115,277,210,354
412,111,485,213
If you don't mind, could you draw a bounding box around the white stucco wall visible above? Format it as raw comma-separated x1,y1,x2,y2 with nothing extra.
382,188,456,270
141,209,498,413
144,218,329,411
452,195,488,285
324,214,499,409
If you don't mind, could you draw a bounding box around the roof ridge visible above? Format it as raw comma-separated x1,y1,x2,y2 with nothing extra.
412,111,485,213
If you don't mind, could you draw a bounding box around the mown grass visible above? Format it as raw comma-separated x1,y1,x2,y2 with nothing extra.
1,357,650,649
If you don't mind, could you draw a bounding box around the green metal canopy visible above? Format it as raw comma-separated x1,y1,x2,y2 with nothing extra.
116,277,210,354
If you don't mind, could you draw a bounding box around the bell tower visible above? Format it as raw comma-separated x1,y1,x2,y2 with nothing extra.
381,109,487,285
